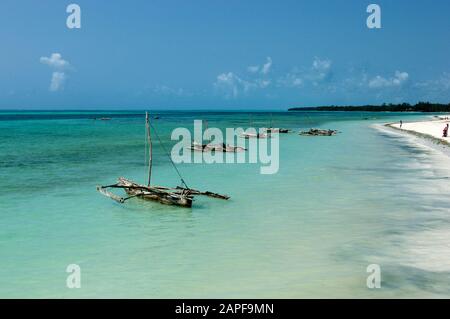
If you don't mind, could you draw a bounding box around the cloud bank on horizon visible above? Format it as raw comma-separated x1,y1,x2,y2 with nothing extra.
0,0,450,109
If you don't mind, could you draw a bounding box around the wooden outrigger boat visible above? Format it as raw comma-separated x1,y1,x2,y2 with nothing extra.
263,127,290,134
262,114,290,134
97,113,230,208
299,128,338,136
217,144,246,152
239,115,269,139
189,141,246,153
189,120,246,152
240,131,268,139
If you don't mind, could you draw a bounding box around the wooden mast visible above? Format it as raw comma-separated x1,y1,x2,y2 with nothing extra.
146,112,152,186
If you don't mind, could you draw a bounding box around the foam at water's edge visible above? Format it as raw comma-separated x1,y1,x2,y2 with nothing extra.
372,123,450,158
372,123,450,276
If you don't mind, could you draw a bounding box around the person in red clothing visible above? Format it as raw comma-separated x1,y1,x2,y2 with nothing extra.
443,124,449,137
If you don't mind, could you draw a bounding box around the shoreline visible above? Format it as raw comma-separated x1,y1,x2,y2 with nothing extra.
381,117,450,157
387,117,450,144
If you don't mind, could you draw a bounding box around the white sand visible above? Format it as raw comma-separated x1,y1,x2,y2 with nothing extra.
390,117,450,144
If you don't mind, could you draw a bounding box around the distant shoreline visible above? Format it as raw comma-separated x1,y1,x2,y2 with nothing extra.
288,102,450,113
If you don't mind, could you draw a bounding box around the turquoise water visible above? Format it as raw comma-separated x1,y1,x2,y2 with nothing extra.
1,111,450,298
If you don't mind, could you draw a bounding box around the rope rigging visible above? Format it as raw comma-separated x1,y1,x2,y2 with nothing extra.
148,120,190,190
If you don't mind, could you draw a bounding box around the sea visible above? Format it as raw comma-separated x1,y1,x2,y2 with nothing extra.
1,110,449,298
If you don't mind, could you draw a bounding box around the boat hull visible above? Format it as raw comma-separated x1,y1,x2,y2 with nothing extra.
118,178,193,208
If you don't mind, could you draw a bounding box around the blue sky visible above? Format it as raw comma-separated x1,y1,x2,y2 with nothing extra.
1,0,450,109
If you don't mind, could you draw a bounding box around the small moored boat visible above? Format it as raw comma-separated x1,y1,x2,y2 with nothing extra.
97,113,229,208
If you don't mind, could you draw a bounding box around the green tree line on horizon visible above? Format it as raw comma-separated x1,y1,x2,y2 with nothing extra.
288,102,450,112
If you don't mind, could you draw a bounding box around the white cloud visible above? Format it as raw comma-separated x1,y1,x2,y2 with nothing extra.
415,72,450,90
312,57,332,72
413,72,450,100
310,57,332,84
214,70,270,98
40,53,71,92
261,57,272,74
215,72,241,98
278,72,304,88
50,72,66,92
368,71,409,89
216,72,255,98
247,57,272,75
277,57,332,88
40,53,70,70
256,79,271,88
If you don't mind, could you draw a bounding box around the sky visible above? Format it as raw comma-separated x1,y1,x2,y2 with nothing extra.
1,0,450,110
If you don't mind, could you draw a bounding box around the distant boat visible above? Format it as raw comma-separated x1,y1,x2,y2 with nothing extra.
299,128,338,136
239,115,268,139
97,112,229,208
262,127,290,134
189,120,246,152
262,114,291,134
189,141,246,152
240,132,268,139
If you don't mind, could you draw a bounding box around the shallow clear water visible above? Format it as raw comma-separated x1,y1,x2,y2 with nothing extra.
1,111,449,298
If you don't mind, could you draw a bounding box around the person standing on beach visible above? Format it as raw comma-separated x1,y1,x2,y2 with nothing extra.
400,120,403,128
443,124,449,137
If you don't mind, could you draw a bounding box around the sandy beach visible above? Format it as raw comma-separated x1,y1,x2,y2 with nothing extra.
389,116,450,144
